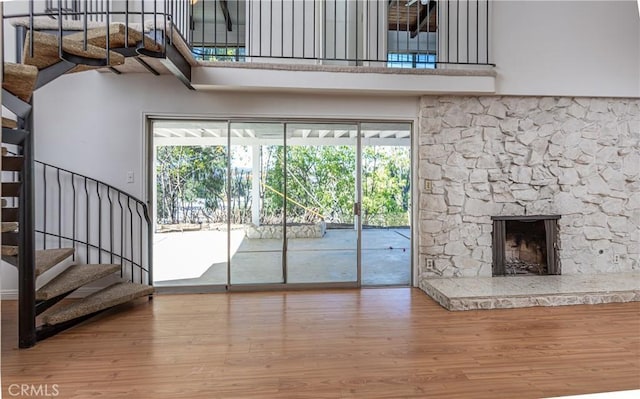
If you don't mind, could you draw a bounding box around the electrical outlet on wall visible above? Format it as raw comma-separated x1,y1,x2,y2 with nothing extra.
426,258,435,270
613,254,620,264
424,180,432,192
126,171,135,184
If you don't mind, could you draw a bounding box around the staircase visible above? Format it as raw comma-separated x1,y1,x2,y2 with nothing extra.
1,3,165,348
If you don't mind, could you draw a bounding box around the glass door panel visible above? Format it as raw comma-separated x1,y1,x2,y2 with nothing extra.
285,123,358,284
229,122,285,285
152,120,229,287
360,122,412,285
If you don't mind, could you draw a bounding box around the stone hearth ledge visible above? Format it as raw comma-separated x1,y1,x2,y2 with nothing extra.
421,272,640,311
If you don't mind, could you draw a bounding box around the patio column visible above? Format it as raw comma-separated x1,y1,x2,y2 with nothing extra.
251,145,261,226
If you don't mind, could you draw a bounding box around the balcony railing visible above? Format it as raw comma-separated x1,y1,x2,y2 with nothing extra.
186,0,492,68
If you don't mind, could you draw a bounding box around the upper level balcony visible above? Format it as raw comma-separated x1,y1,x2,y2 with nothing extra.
3,0,496,94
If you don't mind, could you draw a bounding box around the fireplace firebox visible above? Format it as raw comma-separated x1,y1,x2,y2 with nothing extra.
492,216,560,276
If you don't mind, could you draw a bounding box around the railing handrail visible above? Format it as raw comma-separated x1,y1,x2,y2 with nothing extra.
35,159,148,211
34,159,153,286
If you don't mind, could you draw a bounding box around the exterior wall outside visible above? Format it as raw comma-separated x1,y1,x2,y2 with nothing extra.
417,96,640,290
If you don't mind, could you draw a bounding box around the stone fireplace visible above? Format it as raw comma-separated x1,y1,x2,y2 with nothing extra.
417,96,638,285
492,216,559,276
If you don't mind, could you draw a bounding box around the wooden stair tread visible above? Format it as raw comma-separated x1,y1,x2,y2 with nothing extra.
2,62,38,102
3,248,76,275
2,117,18,129
23,31,125,70
2,245,18,256
65,23,162,53
35,248,76,276
42,282,153,325
36,264,120,301
1,222,19,233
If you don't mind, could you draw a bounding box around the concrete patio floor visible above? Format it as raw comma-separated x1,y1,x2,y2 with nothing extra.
153,227,411,287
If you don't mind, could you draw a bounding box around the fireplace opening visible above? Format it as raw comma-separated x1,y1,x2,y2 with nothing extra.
492,216,560,276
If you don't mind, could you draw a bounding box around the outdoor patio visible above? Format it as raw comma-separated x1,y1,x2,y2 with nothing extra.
153,227,411,287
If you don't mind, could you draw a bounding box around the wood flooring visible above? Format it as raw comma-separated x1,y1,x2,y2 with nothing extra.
2,288,639,398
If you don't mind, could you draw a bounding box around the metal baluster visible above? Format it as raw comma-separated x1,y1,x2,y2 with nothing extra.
375,0,379,61
144,205,153,285
280,0,283,57
416,0,420,62
395,0,399,62
355,0,358,64
125,0,129,48
486,0,489,63
212,0,217,57
323,0,326,59
476,0,479,64
107,189,113,264
105,0,110,64
57,169,62,248
236,0,240,60
269,0,272,56
154,0,157,35
456,0,460,63
258,0,262,58
29,0,33,58
97,183,102,263
333,0,336,59
83,0,87,50
118,192,124,276
344,0,347,60
201,0,205,57
128,198,134,282
447,0,450,63
302,0,305,58
292,0,295,58
406,0,410,64
85,178,90,263
466,0,469,63
71,173,76,260
136,206,143,284
43,164,47,249
58,1,62,58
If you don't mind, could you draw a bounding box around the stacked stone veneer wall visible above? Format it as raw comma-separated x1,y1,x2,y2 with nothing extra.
417,96,639,285
245,221,326,239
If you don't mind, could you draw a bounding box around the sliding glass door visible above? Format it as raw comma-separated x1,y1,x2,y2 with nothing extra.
360,123,412,286
152,119,411,289
229,122,285,285
285,123,358,284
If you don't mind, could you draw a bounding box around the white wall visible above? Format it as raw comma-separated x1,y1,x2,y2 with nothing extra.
0,71,419,294
492,0,640,97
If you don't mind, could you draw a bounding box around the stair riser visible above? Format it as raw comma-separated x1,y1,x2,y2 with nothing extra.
2,208,19,222
1,182,22,197
2,232,20,246
2,156,24,171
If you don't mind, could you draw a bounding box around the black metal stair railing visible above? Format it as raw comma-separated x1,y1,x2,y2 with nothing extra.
6,0,182,65
185,0,493,67
35,160,153,287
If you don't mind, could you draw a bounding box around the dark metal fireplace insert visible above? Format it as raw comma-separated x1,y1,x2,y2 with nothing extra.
492,215,560,276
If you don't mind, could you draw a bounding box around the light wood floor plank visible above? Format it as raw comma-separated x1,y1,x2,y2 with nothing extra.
2,288,639,398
